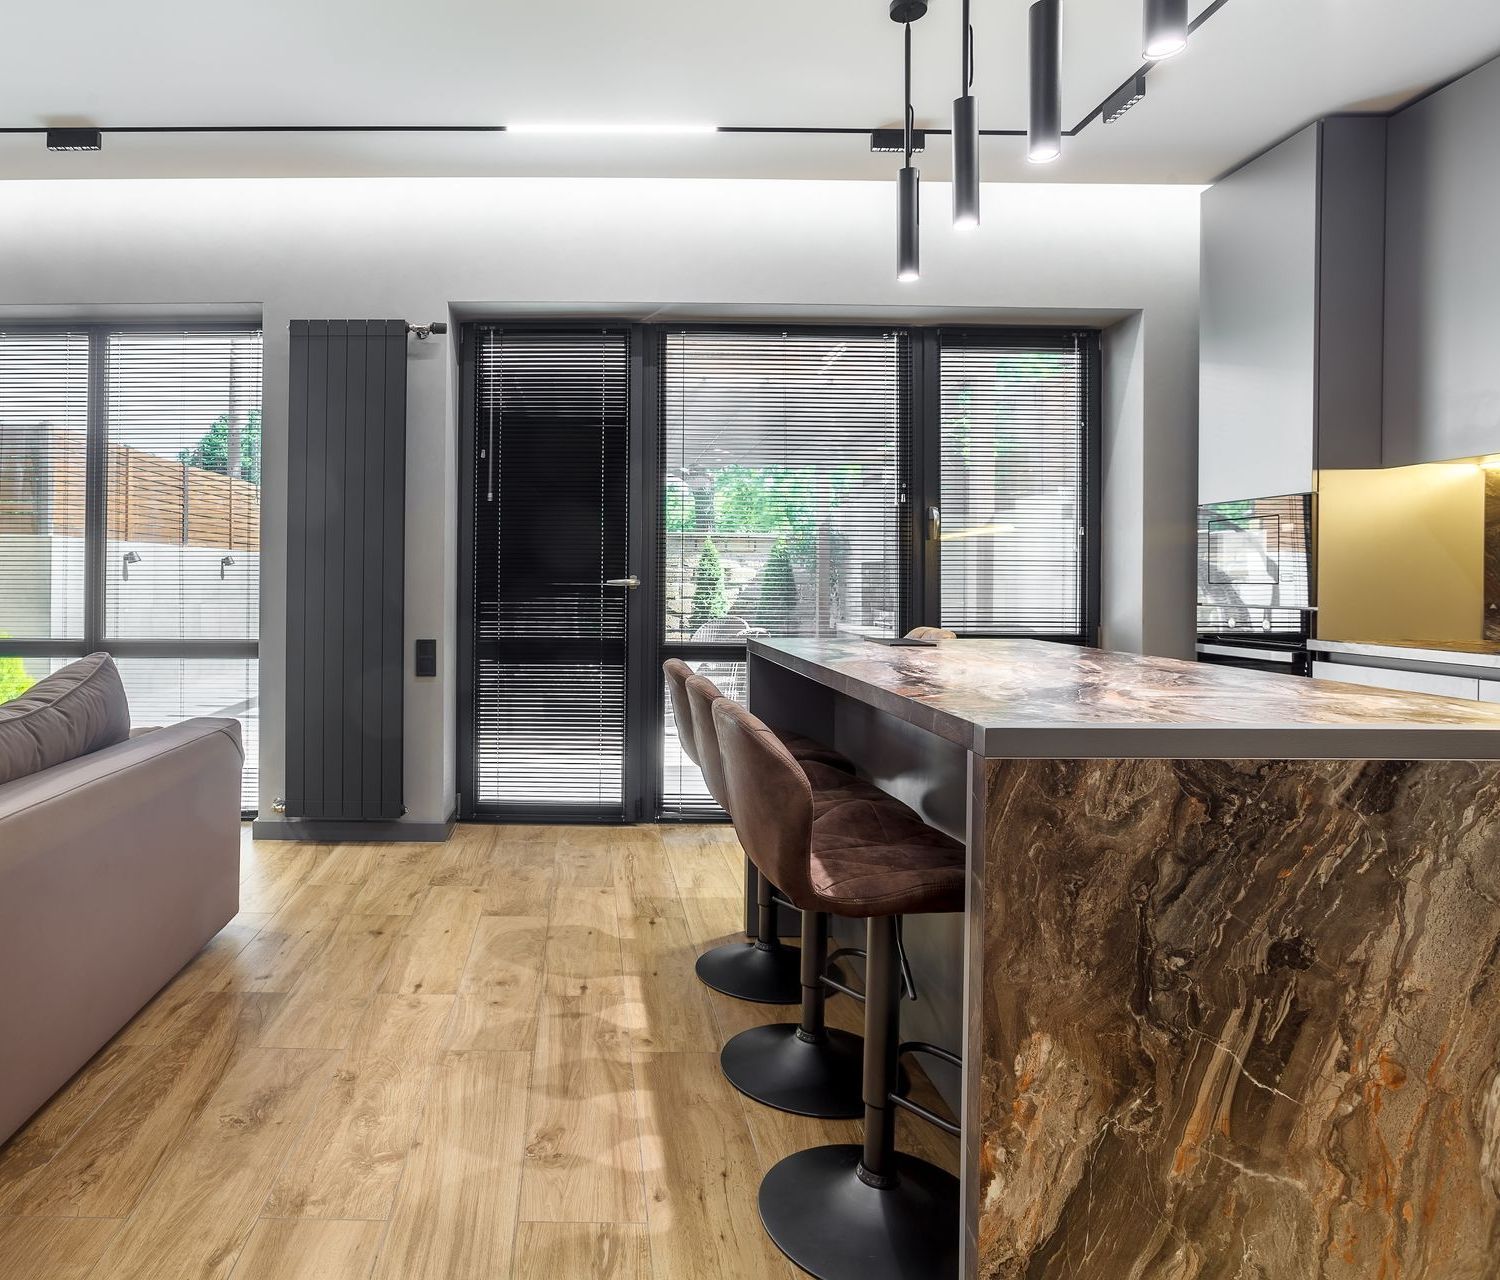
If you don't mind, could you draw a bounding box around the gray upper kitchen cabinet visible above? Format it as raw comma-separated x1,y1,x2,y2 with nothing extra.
1199,118,1387,505
1384,54,1500,467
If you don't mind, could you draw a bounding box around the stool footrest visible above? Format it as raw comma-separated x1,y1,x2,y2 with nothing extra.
888,1090,960,1138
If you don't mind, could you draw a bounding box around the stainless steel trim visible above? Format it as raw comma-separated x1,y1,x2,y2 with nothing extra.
1197,643,1296,664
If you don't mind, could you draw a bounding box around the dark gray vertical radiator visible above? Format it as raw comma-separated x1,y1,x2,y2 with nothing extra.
285,320,407,821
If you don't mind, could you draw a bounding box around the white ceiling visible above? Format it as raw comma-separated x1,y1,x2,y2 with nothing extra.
1,0,1498,184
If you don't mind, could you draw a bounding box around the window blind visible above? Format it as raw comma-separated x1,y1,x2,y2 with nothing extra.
471,327,631,817
658,327,908,817
0,331,89,645
0,326,262,810
104,331,262,642
938,332,1089,636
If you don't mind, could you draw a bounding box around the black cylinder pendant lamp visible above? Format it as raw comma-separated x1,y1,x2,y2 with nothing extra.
952,0,979,229
1143,0,1188,60
1028,0,1061,164
891,1,927,281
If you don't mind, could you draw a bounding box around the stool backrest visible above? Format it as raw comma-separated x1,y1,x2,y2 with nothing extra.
663,659,698,767
905,625,957,641
712,696,816,909
684,674,730,810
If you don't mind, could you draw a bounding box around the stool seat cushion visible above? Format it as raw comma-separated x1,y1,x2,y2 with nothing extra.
773,729,853,771
801,761,889,816
809,798,965,918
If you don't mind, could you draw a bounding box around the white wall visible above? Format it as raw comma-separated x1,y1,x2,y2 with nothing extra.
0,176,1200,826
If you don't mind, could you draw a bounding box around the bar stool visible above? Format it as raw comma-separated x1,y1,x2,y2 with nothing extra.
905,625,957,641
715,695,964,1280
684,672,866,1007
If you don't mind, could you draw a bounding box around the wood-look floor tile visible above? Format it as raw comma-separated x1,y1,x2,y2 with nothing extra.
445,916,547,1052
238,842,327,914
226,1219,383,1280
257,916,403,1050
0,1216,120,1280
0,1042,148,1211
115,919,270,1045
512,1221,652,1280
84,1046,335,1280
367,1051,529,1280
479,843,558,916
218,885,359,995
307,844,380,887
634,1051,795,1280
9,995,278,1218
380,887,485,997
616,912,719,1054
264,994,454,1220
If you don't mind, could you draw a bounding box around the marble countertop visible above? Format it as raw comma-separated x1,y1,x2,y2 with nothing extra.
749,636,1500,759
1309,637,1500,671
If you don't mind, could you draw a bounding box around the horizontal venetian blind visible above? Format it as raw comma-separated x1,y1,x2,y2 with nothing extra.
0,331,89,644
658,327,908,818
938,331,1088,636
103,330,262,642
472,327,630,816
661,328,908,645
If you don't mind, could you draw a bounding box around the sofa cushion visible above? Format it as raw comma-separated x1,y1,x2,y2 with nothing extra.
0,653,130,786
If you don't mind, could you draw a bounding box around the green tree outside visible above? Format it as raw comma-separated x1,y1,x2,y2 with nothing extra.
0,635,36,703
178,408,262,483
757,539,799,633
688,537,729,631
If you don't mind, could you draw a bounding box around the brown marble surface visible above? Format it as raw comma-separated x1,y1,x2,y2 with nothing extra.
751,637,1500,759
976,756,1500,1279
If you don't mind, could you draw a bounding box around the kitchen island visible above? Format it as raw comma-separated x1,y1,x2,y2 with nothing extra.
747,636,1500,1280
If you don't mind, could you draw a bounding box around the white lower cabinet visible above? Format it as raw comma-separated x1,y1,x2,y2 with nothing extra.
1310,660,1481,700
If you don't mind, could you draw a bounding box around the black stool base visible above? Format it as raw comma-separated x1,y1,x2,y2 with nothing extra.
721,1024,865,1119
759,1144,959,1280
695,941,802,1004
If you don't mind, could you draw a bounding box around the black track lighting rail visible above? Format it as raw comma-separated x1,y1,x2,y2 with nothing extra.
0,0,1232,149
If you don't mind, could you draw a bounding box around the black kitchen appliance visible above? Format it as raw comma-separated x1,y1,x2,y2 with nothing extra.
1195,493,1314,676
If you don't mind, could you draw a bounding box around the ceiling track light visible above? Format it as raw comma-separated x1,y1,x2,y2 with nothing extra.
890,0,927,283
1103,74,1149,123
1028,0,1062,165
870,128,926,154
1143,0,1189,60
951,0,979,230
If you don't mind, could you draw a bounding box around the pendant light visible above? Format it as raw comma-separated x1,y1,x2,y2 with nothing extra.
1028,0,1061,164
951,0,979,229
891,1,927,281
1143,0,1188,60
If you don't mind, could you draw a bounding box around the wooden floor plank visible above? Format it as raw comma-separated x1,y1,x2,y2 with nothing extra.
367,1051,529,1280
0,1217,121,1280
83,1046,335,1280
616,912,720,1054
480,842,559,917
264,994,455,1220
380,887,485,997
307,843,382,887
226,1219,383,1280
445,916,547,1052
0,1042,149,1212
10,995,279,1219
634,1051,795,1280
512,1221,652,1280
257,916,403,1050
115,918,271,1045
518,975,646,1224
238,841,328,915
219,884,359,995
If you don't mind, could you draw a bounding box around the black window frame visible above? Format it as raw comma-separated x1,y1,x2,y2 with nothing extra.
0,320,265,816
457,320,1100,825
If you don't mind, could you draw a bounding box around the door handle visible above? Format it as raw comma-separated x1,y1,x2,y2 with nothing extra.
604,575,641,589
927,506,941,541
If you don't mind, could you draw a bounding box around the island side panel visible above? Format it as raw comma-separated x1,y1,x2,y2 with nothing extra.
975,756,1500,1280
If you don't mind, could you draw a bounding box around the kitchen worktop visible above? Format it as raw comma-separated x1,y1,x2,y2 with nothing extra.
749,635,1500,758
1310,636,1500,669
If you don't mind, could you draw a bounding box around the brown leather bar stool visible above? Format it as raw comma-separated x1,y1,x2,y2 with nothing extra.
683,672,866,1007
905,625,957,641
715,696,964,1280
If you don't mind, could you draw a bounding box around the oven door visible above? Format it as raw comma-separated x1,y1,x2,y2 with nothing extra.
1196,637,1310,677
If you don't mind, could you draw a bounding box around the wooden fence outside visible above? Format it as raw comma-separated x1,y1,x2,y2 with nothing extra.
0,425,260,552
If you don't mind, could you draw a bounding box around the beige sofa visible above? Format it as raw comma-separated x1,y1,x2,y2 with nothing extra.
0,714,244,1144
